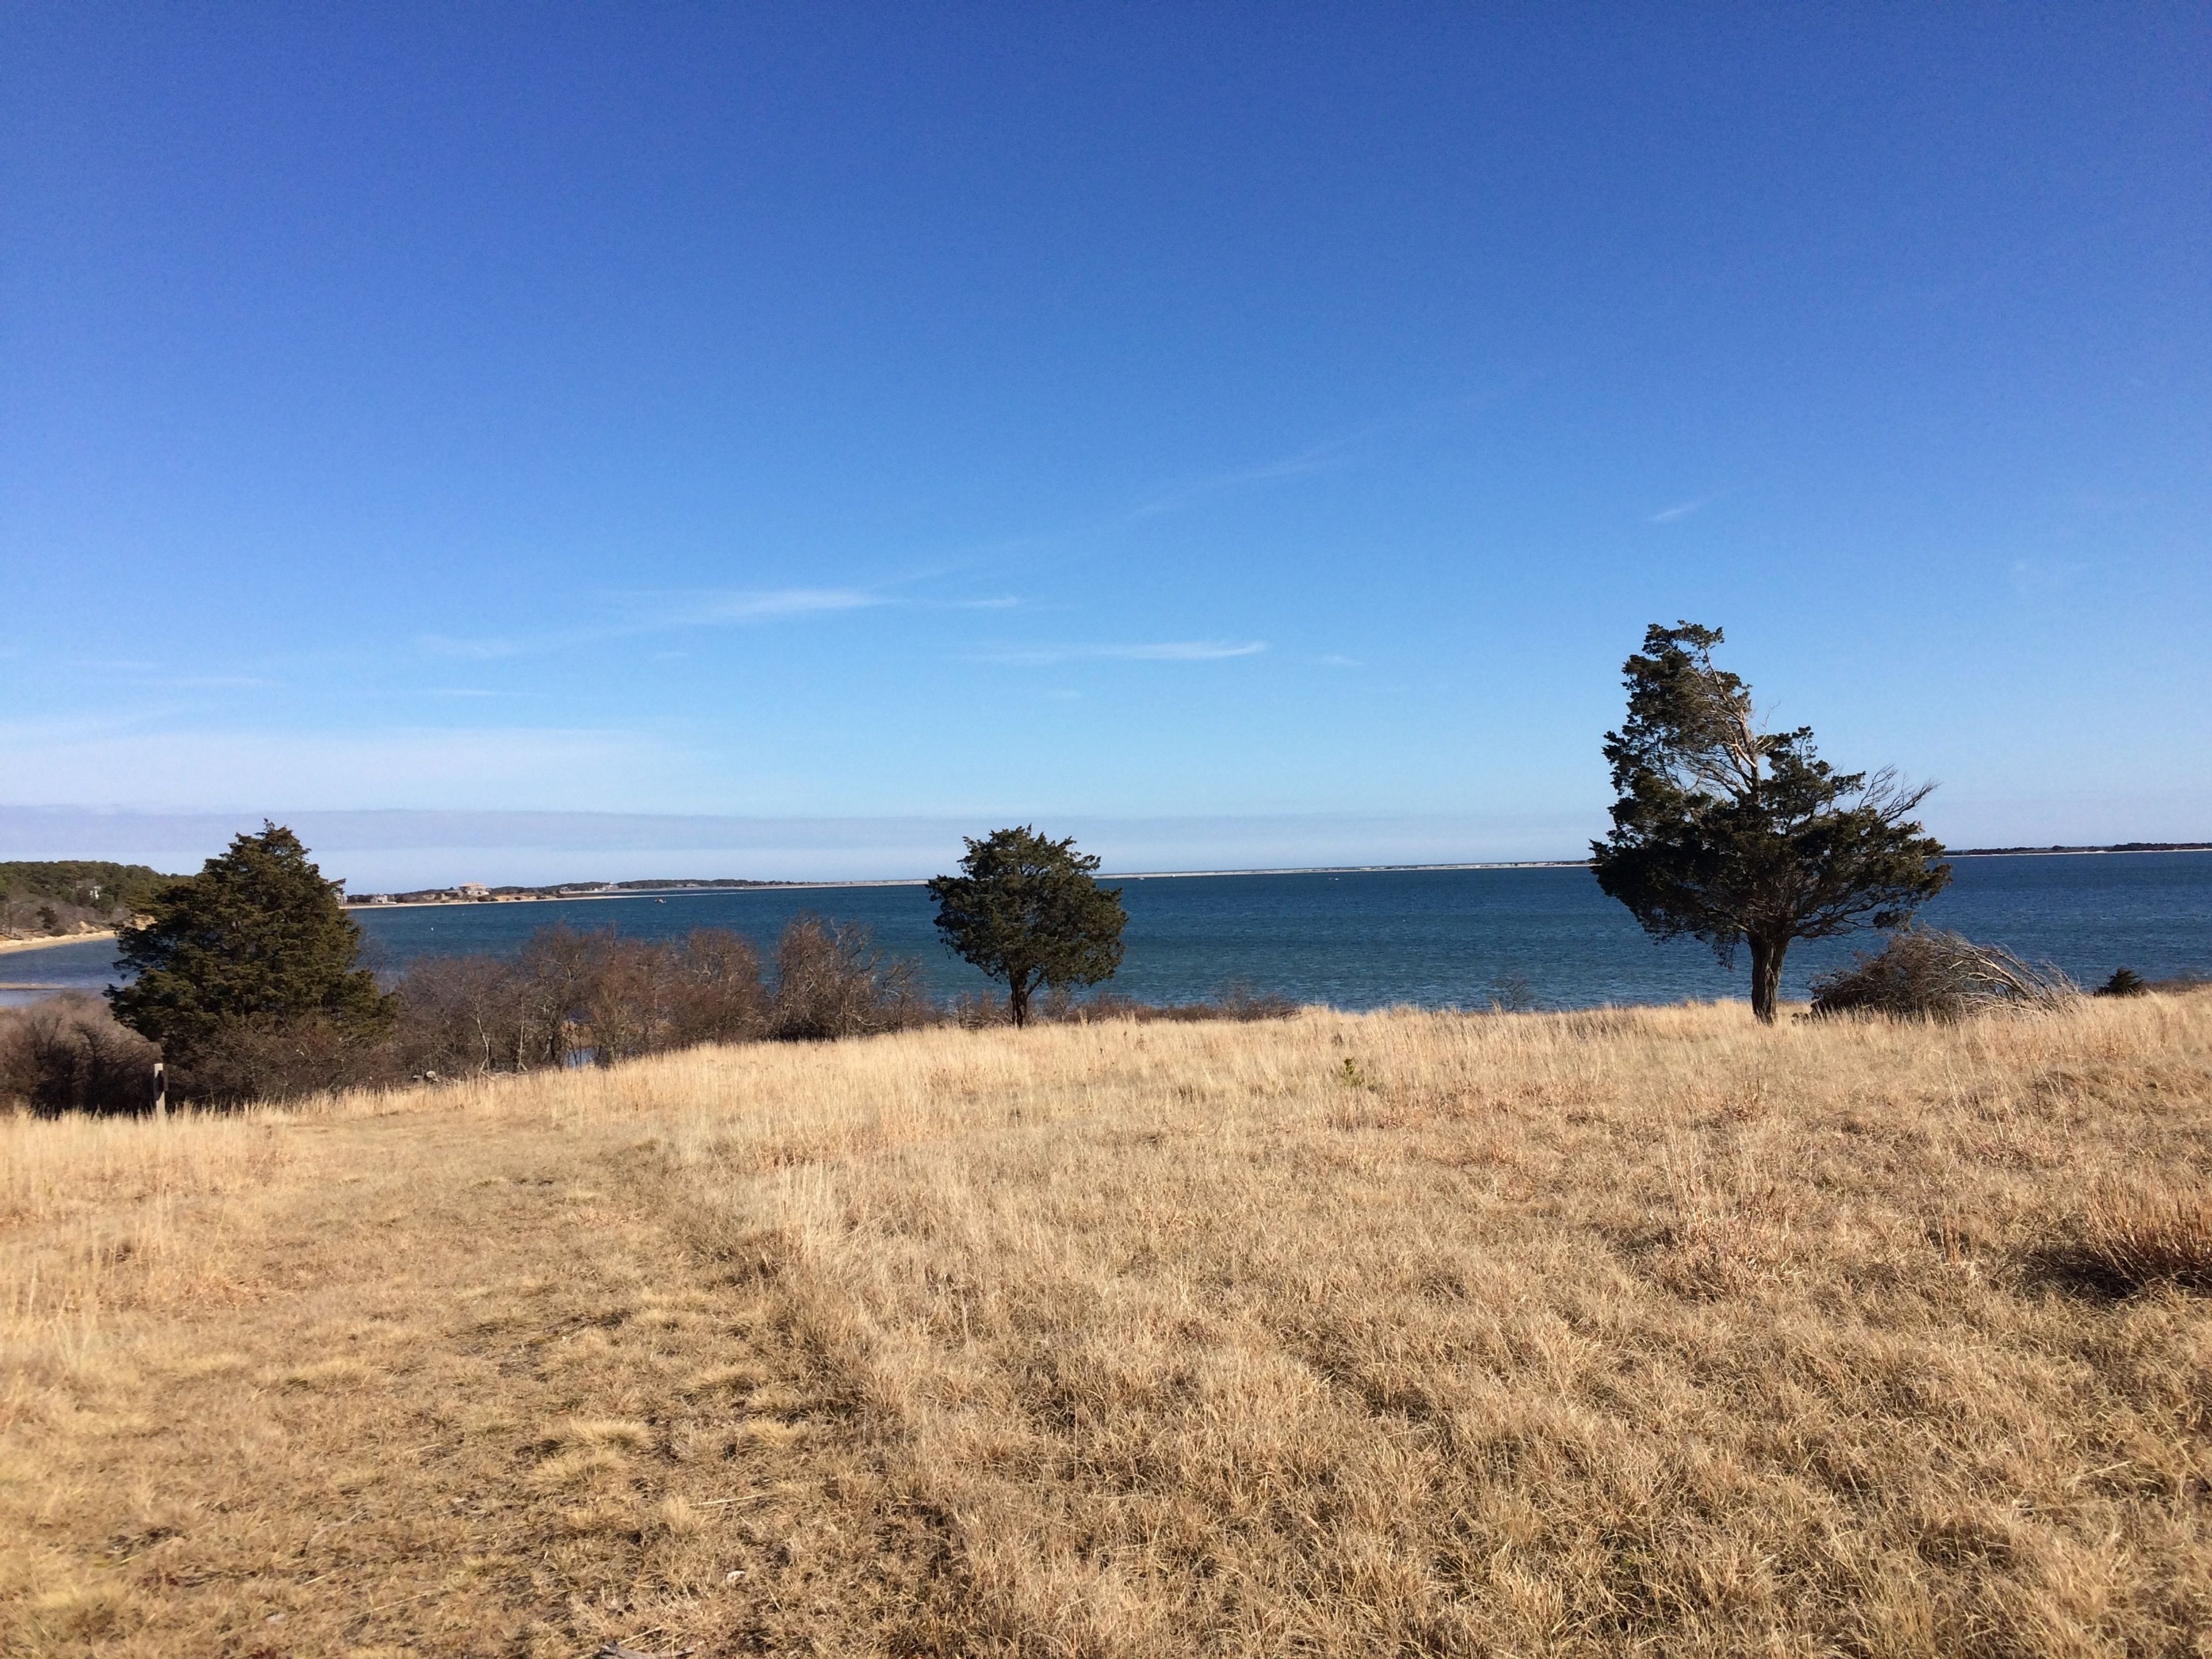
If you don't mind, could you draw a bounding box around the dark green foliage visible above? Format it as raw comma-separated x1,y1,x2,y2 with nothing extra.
108,823,392,1070
2097,968,2149,998
0,859,177,916
1591,623,1952,1023
928,826,1128,1027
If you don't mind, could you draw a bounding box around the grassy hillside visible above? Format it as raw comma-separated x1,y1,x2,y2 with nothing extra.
3,995,2210,1656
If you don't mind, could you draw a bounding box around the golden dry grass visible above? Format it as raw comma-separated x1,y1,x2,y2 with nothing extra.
5,993,2211,1656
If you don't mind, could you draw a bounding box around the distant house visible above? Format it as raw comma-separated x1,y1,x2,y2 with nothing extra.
455,882,491,900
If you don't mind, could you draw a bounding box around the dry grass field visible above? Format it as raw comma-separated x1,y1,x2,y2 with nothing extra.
5,993,2211,1657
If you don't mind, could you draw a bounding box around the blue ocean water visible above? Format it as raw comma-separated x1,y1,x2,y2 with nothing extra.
5,853,2207,1012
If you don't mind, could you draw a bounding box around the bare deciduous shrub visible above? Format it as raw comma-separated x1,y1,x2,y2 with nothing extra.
1482,972,1540,1013
176,1014,397,1105
514,924,607,1069
578,929,774,1062
2073,1178,2212,1293
122,912,939,1104
768,915,926,1040
394,953,531,1075
393,927,770,1075
162,923,780,1102
665,928,772,1047
0,993,162,1116
1809,925,2077,1020
581,935,671,1065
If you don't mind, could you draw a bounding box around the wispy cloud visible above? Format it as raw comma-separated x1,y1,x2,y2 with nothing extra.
1647,498,1707,524
60,657,277,690
657,588,878,626
975,640,1268,667
420,633,524,660
157,673,278,691
1129,443,1351,520
1318,654,1361,669
418,586,883,660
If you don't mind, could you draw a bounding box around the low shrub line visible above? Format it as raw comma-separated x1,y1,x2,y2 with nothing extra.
0,917,1297,1113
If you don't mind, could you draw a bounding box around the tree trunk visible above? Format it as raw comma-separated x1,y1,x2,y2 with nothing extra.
1748,933,1787,1025
1008,975,1031,1029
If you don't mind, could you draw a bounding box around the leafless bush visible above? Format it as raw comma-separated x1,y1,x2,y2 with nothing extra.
393,927,768,1075
393,954,532,1076
176,1014,400,1105
947,990,1012,1029
0,993,163,1116
768,915,927,1040
147,918,902,1103
665,928,772,1046
513,924,607,1069
1482,973,1540,1013
1809,926,2078,1021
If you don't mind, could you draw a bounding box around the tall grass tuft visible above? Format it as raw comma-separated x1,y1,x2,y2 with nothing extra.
2075,1177,2212,1293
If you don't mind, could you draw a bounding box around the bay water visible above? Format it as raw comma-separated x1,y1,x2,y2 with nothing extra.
6,852,2207,1012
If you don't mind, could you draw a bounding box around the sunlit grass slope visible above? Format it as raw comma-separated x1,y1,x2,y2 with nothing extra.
5,994,2210,1656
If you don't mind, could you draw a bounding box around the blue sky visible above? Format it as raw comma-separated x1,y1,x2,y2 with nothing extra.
4,5,2208,882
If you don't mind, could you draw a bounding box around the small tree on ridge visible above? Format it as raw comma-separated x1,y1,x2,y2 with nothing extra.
928,826,1127,1027
1590,622,1952,1023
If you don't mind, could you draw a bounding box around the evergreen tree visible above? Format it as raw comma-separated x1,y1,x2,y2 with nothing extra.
1592,623,1952,1023
108,823,392,1060
928,826,1127,1027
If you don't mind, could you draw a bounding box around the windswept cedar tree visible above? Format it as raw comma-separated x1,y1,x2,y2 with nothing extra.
1591,623,1952,1023
928,826,1127,1027
109,823,393,1063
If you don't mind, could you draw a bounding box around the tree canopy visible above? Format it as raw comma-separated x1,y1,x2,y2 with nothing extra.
927,826,1127,1027
108,823,392,1061
0,860,177,917
1590,622,1952,1022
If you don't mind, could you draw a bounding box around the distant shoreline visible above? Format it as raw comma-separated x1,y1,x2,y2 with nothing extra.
1949,843,2212,858
344,860,1600,908
338,844,2212,910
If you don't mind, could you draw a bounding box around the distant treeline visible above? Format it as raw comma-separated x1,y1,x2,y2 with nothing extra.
351,876,797,903
0,860,180,941
1953,842,2212,855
